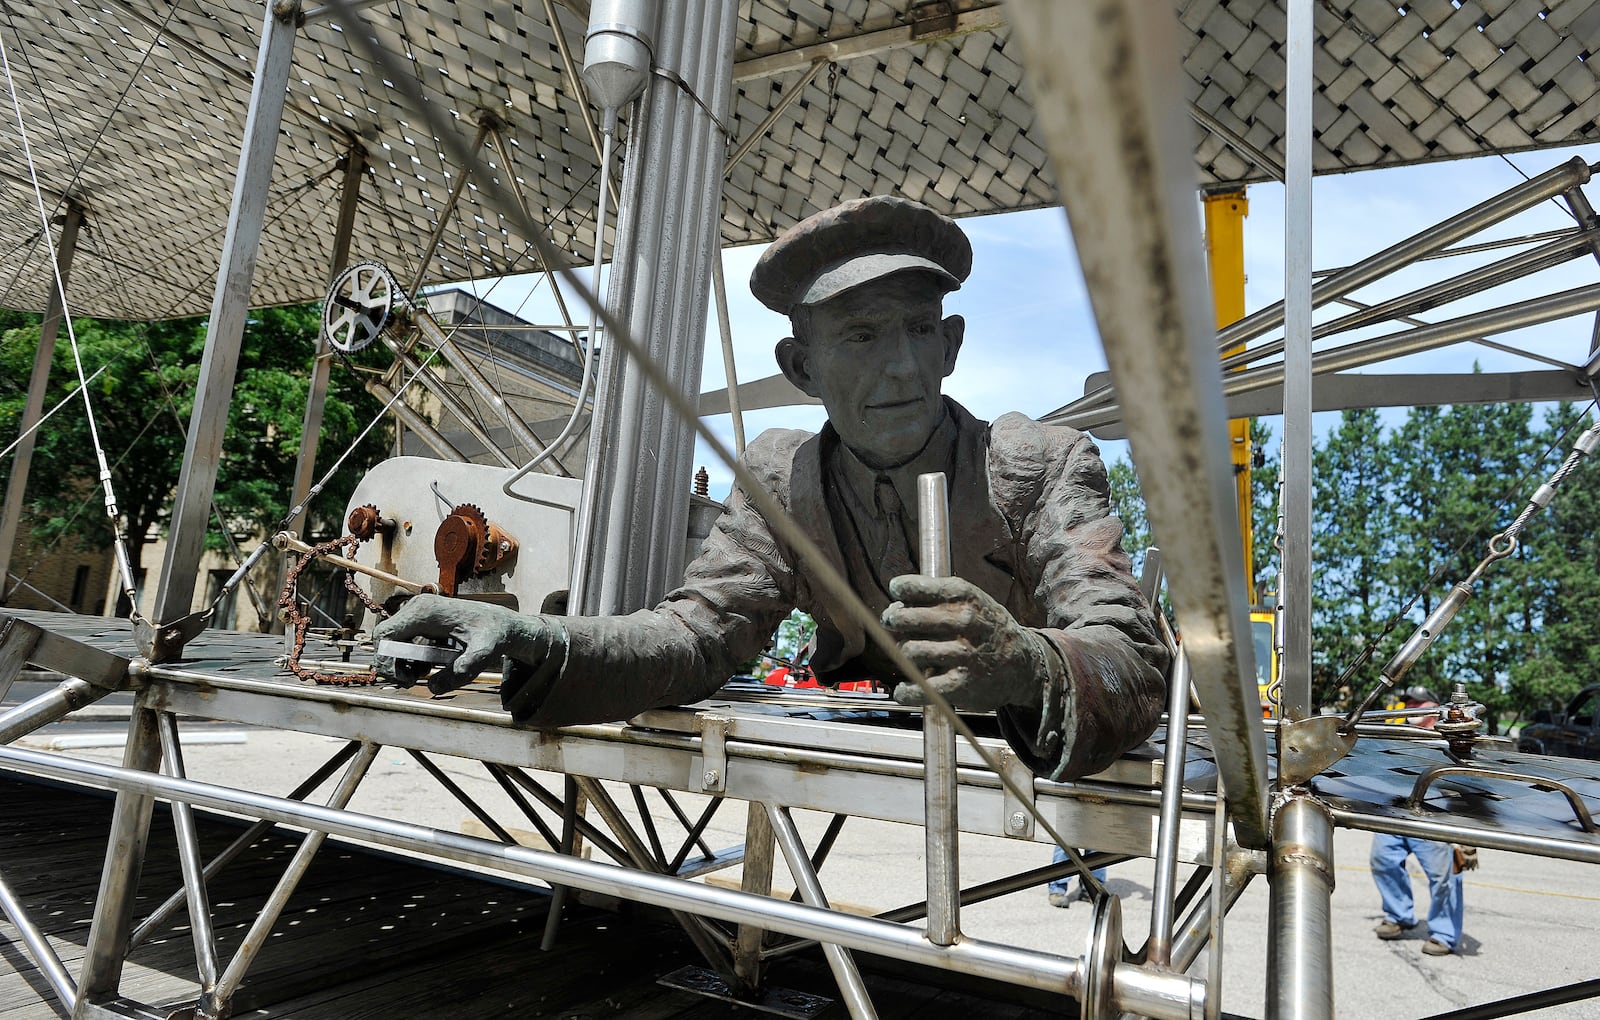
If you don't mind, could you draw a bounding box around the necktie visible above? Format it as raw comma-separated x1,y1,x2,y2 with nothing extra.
874,476,915,582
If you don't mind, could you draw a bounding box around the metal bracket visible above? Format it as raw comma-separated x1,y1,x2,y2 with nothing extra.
699,713,729,793
998,747,1036,838
1276,715,1357,787
134,610,214,665
910,0,958,39
658,965,832,1019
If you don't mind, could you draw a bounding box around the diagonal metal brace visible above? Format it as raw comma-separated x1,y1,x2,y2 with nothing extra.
0,612,130,691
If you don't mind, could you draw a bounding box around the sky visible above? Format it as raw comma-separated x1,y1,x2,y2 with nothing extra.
466,140,1600,502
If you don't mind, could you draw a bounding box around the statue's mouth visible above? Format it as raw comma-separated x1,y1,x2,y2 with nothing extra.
867,396,922,411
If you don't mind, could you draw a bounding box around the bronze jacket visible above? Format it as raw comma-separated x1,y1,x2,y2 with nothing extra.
532,400,1169,781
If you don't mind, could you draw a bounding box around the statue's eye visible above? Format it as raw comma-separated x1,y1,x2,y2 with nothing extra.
845,329,875,344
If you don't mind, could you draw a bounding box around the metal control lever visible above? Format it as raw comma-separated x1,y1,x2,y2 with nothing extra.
917,471,960,948
375,637,463,687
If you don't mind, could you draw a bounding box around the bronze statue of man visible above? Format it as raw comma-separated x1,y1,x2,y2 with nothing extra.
376,195,1168,781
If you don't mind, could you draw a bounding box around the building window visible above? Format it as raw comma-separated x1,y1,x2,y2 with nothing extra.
207,570,237,630
69,565,90,612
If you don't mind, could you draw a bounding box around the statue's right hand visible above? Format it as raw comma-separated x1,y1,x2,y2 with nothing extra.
375,594,561,698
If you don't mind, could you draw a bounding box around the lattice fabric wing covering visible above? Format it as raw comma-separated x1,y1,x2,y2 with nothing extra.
0,0,1597,320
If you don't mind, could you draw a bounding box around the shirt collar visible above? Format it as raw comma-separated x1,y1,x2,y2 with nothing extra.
829,398,960,515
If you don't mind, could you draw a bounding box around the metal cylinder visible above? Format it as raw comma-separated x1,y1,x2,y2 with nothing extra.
0,678,103,745
917,472,960,946
1380,582,1473,682
1266,795,1336,1020
917,474,952,577
583,0,656,112
1148,650,1192,966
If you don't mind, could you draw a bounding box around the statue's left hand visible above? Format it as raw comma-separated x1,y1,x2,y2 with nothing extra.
882,575,1048,712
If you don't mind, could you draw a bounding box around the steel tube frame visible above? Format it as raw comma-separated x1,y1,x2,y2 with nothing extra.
362,378,471,463
1217,154,1593,353
539,773,580,951
1170,848,1255,973
709,253,747,454
411,309,570,475
767,803,878,1020
155,713,220,1010
574,775,736,975
130,740,363,949
381,341,516,467
285,143,366,545
213,741,379,1005
1280,0,1315,720
0,202,82,604
1054,154,1597,423
1218,227,1599,373
1065,284,1600,434
0,743,1191,1008
500,767,634,866
0,866,76,1010
1266,795,1336,1020
1148,654,1193,966
149,2,301,644
0,678,105,744
1005,0,1269,848
917,473,960,946
410,749,520,843
74,705,161,1014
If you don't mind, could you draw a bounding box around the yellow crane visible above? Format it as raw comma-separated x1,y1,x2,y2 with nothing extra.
1204,189,1277,716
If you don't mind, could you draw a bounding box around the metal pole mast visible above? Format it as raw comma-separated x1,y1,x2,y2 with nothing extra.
1280,0,1315,719
143,1,301,660
0,202,82,604
574,0,738,615
286,142,366,543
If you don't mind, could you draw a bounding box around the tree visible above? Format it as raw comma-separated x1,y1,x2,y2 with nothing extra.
1503,403,1600,726
1106,457,1151,573
1310,408,1394,708
0,305,392,617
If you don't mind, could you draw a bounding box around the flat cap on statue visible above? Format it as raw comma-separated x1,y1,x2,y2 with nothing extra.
750,195,973,315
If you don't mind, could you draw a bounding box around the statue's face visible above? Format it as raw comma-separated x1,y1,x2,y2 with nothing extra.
781,273,964,469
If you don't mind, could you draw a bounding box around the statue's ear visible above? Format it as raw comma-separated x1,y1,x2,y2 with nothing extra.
776,337,821,398
940,314,965,377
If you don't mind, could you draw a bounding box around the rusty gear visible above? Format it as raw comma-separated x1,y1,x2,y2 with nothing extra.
435,503,489,596
347,504,384,541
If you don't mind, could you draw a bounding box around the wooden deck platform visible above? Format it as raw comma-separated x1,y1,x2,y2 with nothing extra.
0,774,1076,1019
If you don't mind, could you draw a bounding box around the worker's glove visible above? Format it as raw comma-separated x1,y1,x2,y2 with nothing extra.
881,575,1050,713
1452,845,1480,873
375,594,565,701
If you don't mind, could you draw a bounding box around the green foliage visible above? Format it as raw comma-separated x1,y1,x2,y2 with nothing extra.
1106,457,1151,572
758,608,816,678
1104,393,1598,727
0,305,392,597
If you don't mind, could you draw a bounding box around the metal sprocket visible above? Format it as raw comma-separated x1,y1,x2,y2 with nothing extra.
322,260,399,353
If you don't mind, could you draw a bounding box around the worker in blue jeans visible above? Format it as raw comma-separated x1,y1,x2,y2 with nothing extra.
1370,833,1464,955
1047,846,1108,908
1369,687,1465,956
